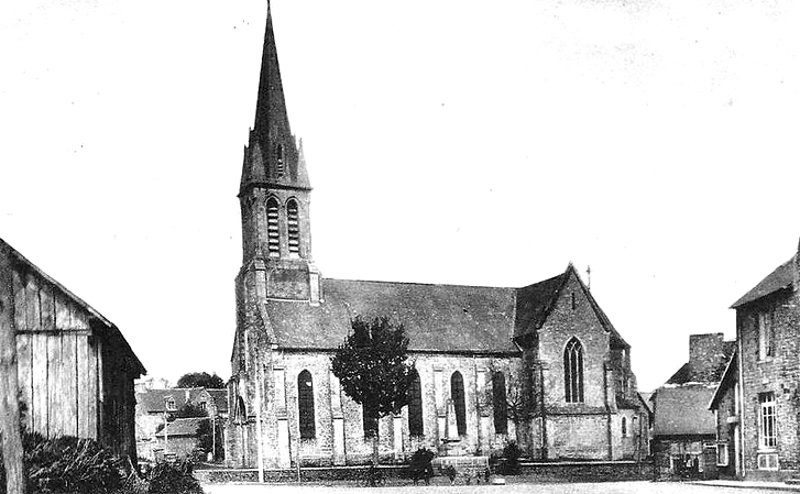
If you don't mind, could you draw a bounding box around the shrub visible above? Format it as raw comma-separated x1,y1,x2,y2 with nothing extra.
408,448,434,485
499,441,522,475
147,459,203,494
0,433,123,494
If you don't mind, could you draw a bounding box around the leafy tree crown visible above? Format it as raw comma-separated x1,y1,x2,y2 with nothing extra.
176,372,225,389
330,316,415,420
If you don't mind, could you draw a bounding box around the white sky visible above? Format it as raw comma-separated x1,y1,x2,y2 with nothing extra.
1,0,799,392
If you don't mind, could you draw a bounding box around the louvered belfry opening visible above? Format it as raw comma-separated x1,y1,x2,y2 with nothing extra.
287,199,300,256
267,197,280,257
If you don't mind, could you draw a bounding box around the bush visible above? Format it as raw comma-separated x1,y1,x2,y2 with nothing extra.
499,441,522,475
407,448,434,485
0,433,123,494
147,459,203,494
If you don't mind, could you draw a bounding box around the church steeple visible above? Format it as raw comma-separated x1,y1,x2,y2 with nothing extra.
240,3,310,193
238,4,319,304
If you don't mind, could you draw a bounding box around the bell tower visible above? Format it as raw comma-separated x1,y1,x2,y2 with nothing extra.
238,4,319,303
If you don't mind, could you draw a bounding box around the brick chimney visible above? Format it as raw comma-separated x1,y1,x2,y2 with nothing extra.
689,333,726,381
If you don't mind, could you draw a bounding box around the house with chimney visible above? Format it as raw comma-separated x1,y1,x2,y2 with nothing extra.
651,333,734,479
728,241,800,480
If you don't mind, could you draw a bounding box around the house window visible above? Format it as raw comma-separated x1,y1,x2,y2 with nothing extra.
758,392,777,449
451,371,467,436
492,372,508,434
407,370,424,436
622,417,627,437
287,199,300,257
276,144,285,178
267,198,280,257
758,453,779,470
199,402,207,413
165,397,176,411
298,370,316,439
716,443,729,466
564,337,584,403
363,403,378,438
757,309,775,360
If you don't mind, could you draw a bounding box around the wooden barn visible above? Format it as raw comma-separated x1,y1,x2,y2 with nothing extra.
2,238,146,460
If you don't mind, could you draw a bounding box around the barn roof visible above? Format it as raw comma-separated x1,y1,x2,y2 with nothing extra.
652,385,717,437
137,388,204,414
731,256,794,308
1,237,145,376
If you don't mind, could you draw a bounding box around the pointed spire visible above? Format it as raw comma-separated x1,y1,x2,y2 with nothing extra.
254,3,291,145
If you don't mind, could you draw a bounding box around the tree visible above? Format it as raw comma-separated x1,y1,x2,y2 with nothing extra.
331,316,414,467
176,372,225,389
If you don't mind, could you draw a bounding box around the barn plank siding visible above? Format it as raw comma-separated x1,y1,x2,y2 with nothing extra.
55,290,70,329
62,332,78,436
87,337,98,439
32,332,48,435
13,270,25,330
40,283,55,330
16,333,33,431
47,334,63,436
25,274,40,330
77,334,89,437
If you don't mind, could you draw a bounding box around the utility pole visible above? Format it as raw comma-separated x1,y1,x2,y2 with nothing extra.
0,243,26,494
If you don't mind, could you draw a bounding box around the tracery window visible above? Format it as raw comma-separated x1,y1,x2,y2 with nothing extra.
298,370,316,439
266,197,280,257
564,337,584,403
492,372,508,434
451,371,466,436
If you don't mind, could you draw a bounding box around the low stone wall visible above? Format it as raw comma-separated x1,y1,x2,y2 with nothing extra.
517,460,654,482
197,460,654,484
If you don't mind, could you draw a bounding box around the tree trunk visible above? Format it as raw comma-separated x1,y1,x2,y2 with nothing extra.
372,418,380,466
0,246,26,494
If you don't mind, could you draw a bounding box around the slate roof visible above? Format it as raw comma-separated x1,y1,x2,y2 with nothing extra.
137,388,204,414
709,348,738,410
266,278,519,353
731,257,794,308
155,417,205,438
652,385,717,437
666,340,736,385
1,237,145,376
206,389,229,414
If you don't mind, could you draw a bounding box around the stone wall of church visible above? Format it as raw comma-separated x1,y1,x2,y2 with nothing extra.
267,350,522,466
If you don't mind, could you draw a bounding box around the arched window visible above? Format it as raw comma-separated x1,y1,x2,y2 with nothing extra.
407,370,424,436
492,372,508,434
236,396,246,422
451,371,466,436
363,403,377,438
298,370,315,439
622,416,627,437
287,199,300,256
564,337,584,403
276,144,285,178
266,198,280,257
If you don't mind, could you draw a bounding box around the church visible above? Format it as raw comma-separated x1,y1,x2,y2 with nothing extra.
225,5,647,469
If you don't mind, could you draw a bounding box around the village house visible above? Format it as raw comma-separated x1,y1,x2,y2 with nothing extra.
153,417,208,461
728,240,800,480
135,387,228,461
708,348,740,478
224,6,648,470
2,237,145,460
651,333,734,479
